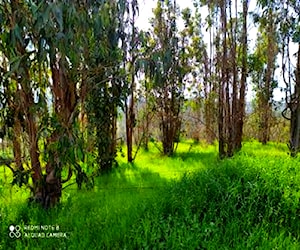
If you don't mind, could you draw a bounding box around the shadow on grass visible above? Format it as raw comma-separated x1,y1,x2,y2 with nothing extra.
0,162,171,250
174,150,217,164
94,162,170,189
123,155,300,249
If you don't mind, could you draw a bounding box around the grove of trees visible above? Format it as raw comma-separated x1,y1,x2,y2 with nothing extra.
0,0,299,208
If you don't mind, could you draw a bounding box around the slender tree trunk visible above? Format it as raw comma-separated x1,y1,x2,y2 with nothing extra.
236,0,248,150
218,0,227,158
126,93,134,163
125,6,137,163
204,7,217,144
126,65,135,163
143,96,150,151
229,0,237,154
203,50,215,144
111,105,118,159
79,59,88,133
162,92,173,155
218,0,247,158
290,43,300,156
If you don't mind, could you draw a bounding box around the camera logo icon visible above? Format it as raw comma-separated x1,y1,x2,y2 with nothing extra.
9,225,21,239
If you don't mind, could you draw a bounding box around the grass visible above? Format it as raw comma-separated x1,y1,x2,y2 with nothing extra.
1,141,300,249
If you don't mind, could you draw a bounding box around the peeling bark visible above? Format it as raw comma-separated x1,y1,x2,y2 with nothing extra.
11,92,23,171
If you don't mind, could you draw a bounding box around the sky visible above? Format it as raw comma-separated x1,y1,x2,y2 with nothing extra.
136,0,258,37
137,0,194,30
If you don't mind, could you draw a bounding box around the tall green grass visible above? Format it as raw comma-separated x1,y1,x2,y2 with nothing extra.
124,153,300,249
1,141,300,249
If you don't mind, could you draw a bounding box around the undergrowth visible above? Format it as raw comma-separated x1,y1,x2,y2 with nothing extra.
124,153,300,249
1,141,300,249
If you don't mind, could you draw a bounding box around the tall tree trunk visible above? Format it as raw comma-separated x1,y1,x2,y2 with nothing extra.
111,105,118,161
236,0,248,150
203,6,217,144
22,87,43,197
126,90,134,163
143,93,150,151
290,43,300,156
203,49,215,144
18,63,43,202
231,0,240,151
46,55,77,207
5,0,49,207
218,0,227,159
11,95,23,171
161,88,181,156
125,5,137,163
218,0,247,158
161,95,173,156
125,59,135,163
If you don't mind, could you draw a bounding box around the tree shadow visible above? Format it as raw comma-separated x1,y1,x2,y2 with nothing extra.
94,162,170,191
173,150,219,168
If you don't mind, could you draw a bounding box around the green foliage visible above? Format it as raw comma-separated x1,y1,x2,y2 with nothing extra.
139,0,192,156
11,170,30,189
292,25,300,43
84,0,131,171
0,0,135,199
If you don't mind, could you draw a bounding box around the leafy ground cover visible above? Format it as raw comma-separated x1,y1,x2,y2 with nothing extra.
1,141,300,249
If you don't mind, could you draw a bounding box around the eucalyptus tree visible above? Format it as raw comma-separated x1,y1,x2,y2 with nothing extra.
249,0,279,144
0,0,130,207
249,30,278,144
123,0,139,163
184,4,218,144
234,0,248,151
0,0,96,207
201,18,218,143
207,0,248,158
279,0,300,156
143,0,189,156
196,0,248,158
0,0,46,203
134,30,157,152
84,0,130,171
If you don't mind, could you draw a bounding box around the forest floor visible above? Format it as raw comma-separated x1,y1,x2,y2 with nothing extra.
1,141,300,249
